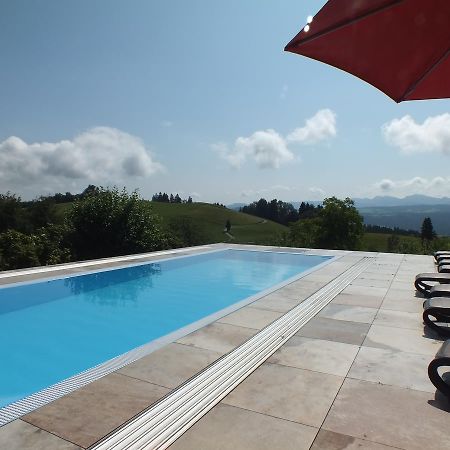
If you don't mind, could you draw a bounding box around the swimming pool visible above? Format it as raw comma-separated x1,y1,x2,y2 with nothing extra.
0,248,331,411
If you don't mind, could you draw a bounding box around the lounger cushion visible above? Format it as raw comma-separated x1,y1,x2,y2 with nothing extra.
437,257,450,265
430,284,450,298
424,297,450,311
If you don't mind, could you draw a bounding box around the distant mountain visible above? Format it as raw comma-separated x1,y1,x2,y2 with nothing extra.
360,204,450,235
232,195,450,210
227,203,247,211
353,195,450,207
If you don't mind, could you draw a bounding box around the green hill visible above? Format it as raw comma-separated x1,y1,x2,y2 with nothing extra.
149,202,288,245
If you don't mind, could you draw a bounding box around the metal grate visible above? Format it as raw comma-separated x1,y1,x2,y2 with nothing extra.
90,257,373,450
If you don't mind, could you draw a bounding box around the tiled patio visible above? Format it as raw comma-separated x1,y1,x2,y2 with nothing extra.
1,245,449,450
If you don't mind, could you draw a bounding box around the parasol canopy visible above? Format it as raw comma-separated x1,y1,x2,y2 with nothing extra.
285,0,450,102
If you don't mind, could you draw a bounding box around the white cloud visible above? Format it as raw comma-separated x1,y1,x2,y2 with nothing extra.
216,130,293,169
373,176,450,197
240,185,293,198
308,186,326,199
215,109,337,170
280,84,288,100
0,127,164,196
382,113,450,155
161,120,173,128
287,109,336,144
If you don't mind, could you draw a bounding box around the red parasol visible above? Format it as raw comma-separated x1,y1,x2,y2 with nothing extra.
285,0,450,102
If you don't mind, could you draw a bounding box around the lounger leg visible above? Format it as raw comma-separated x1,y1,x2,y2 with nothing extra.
415,279,432,297
428,357,450,399
423,310,450,337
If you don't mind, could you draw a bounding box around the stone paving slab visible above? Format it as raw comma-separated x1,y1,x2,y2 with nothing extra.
275,280,326,298
350,277,392,288
332,292,384,308
23,373,170,448
323,379,450,450
169,404,318,450
310,429,402,450
222,362,344,428
268,336,359,377
373,309,425,331
318,303,378,324
348,346,434,393
381,294,424,313
177,322,257,354
0,419,81,450
363,324,442,356
340,284,389,298
250,291,304,313
296,316,370,346
117,342,222,389
357,271,396,280
217,306,283,330
389,281,418,292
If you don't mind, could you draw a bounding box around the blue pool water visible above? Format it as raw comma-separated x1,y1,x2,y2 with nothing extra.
0,249,330,408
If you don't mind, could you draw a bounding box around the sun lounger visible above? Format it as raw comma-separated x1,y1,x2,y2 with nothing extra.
428,340,450,399
430,284,450,298
437,257,450,266
439,264,450,274
423,298,450,337
435,251,450,258
415,273,450,297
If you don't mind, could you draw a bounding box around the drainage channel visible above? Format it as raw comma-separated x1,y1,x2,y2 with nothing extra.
90,256,374,450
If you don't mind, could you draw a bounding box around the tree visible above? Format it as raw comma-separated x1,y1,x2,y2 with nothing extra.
27,197,59,231
421,217,436,253
387,234,400,253
167,216,204,248
35,224,72,266
0,192,22,233
67,187,168,260
316,197,364,250
288,217,320,248
421,217,436,243
0,230,40,270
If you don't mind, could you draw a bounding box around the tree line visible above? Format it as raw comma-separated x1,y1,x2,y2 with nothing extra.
0,188,445,271
240,199,322,226
152,192,193,203
0,187,203,270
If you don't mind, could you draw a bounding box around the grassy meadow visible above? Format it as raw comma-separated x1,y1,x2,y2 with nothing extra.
149,201,288,245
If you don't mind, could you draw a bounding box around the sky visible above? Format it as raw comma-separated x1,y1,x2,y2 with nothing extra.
0,0,449,204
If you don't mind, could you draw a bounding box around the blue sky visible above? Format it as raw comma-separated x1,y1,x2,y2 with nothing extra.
1,0,449,203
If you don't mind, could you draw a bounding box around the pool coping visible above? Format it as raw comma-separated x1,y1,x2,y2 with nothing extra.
0,244,342,426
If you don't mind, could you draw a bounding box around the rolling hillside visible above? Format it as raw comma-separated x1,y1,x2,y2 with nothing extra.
55,200,449,252
149,202,288,245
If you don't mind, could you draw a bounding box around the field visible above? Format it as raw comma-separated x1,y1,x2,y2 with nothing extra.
149,202,288,245
361,232,450,253
360,232,419,253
